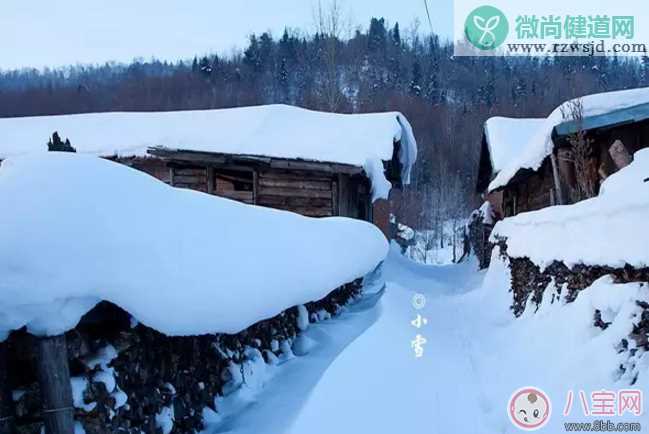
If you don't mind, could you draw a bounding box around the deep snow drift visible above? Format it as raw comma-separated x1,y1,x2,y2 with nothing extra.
0,153,388,340
246,246,647,434
492,148,649,268
0,104,417,201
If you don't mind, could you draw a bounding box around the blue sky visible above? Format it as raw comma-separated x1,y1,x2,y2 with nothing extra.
0,0,453,70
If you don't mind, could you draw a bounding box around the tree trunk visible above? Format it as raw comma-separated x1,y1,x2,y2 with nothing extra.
35,335,74,434
0,342,15,434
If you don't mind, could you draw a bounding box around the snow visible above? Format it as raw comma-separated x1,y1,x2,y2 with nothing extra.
489,86,649,192
296,305,310,332
0,153,388,341
0,104,417,201
492,149,649,269
156,406,175,434
216,245,648,434
477,200,495,226
484,117,545,173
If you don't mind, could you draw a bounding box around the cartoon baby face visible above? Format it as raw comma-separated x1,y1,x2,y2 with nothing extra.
508,387,551,431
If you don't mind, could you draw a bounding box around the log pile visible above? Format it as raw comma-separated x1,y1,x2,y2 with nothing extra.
467,209,493,270
495,238,649,317
4,281,361,434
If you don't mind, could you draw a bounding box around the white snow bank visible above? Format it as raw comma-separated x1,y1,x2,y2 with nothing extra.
0,153,389,341
489,87,649,192
484,117,545,173
492,149,649,268
0,104,417,201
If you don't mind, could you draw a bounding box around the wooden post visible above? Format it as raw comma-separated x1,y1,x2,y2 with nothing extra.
550,152,566,205
252,170,258,205
35,335,74,434
206,167,215,195
0,342,15,434
609,140,633,170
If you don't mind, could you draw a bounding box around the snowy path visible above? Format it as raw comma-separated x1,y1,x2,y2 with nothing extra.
211,246,649,434
286,250,488,434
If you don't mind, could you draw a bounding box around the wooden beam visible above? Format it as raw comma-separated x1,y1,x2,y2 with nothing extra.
269,160,361,175
207,167,215,195
0,342,14,434
256,187,332,199
36,335,74,434
550,152,566,205
252,171,258,205
258,178,332,191
148,148,227,165
149,147,364,176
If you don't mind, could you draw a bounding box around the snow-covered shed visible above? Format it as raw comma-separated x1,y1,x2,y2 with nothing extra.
0,104,417,232
476,117,545,219
486,87,649,217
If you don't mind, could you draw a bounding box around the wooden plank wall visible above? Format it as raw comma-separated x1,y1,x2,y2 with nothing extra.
256,170,335,217
170,167,208,192
503,161,555,217
122,158,172,184
163,163,373,222
336,174,371,221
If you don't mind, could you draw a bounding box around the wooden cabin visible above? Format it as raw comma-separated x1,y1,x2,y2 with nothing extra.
476,117,545,220
134,148,377,222
0,105,417,235
0,105,418,434
480,90,649,219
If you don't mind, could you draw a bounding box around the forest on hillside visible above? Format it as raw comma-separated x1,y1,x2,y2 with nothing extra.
2,15,648,234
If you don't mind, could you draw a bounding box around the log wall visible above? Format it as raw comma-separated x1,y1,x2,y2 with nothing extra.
501,120,649,219
126,160,374,222
169,166,208,192
502,160,555,217
256,170,335,217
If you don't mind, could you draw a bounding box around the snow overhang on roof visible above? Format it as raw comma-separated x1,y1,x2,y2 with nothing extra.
483,117,546,174
0,104,418,201
488,86,649,193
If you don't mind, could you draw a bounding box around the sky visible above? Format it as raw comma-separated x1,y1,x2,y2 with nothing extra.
0,0,453,70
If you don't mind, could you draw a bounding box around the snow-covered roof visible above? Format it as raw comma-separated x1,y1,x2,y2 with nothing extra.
492,148,649,268
488,87,649,192
0,153,389,340
484,117,545,173
0,104,417,201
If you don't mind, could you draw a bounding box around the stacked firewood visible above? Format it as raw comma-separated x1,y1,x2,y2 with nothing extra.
5,281,362,434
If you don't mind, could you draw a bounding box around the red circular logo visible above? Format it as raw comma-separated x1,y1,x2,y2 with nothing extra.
508,387,552,431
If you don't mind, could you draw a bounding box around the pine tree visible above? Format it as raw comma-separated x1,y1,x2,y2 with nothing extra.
391,23,401,48
409,61,422,96
244,35,262,73
368,18,387,54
